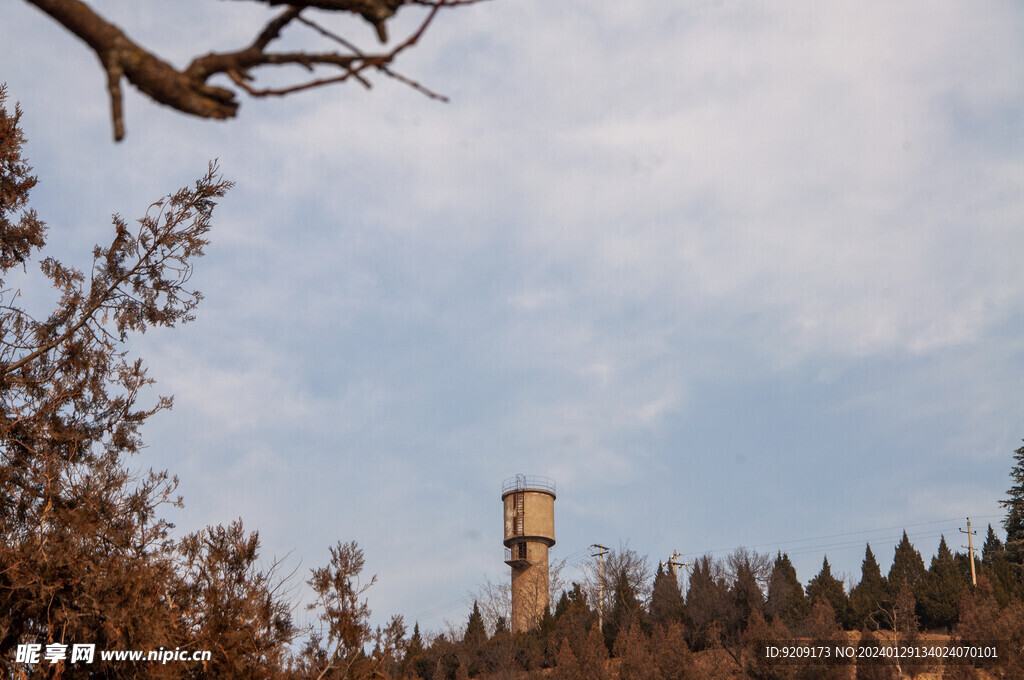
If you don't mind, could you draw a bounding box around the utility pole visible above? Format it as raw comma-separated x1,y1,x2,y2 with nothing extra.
591,544,609,632
667,548,692,593
667,550,691,581
960,517,977,587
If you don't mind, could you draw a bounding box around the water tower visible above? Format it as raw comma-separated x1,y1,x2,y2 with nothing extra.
502,474,556,633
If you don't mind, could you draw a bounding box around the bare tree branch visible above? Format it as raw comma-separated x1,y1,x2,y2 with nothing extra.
21,0,483,141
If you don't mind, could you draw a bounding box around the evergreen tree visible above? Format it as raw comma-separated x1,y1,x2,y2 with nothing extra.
729,553,766,634
552,637,583,680
887,531,926,598
684,554,728,650
404,621,425,666
917,536,964,630
464,600,487,645
604,568,645,651
849,544,888,630
495,615,509,634
649,562,685,629
806,557,849,627
765,552,807,625
854,628,897,680
982,523,1003,563
1002,442,1024,564
979,523,1016,606
798,599,844,680
651,622,695,680
614,622,657,680
577,623,610,680
955,575,1002,663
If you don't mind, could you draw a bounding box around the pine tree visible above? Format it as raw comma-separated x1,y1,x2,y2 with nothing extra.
765,552,808,625
849,544,888,630
464,600,487,646
552,637,583,680
887,532,926,598
982,524,1003,562
614,622,657,680
403,622,425,671
918,536,964,630
578,623,610,680
854,628,897,680
729,553,766,634
649,562,685,629
604,568,645,651
806,557,849,627
684,555,728,650
1002,442,1024,564
651,622,695,680
798,599,844,680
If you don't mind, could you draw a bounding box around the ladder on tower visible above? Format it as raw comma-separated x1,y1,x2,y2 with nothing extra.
514,492,525,536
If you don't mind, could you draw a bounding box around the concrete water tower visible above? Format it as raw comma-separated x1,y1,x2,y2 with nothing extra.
502,474,556,633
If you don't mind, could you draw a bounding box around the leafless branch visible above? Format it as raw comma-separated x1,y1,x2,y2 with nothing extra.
22,0,478,140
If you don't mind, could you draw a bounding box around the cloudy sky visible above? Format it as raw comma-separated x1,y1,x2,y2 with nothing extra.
4,0,1023,631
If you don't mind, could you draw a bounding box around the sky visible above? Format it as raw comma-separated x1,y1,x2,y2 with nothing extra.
3,0,1024,633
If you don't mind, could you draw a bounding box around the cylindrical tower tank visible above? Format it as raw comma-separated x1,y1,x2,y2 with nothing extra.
502,474,556,633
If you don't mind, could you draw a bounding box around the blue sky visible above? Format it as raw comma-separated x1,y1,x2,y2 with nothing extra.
4,0,1024,632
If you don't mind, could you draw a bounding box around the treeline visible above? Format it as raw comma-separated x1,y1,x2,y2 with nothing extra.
397,529,1024,680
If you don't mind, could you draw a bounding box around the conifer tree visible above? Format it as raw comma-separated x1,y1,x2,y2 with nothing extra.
649,562,685,629
806,557,849,627
887,532,927,598
684,555,728,650
578,623,610,680
464,600,487,646
604,568,645,651
918,536,964,630
403,622,425,673
849,544,888,630
494,616,509,635
798,599,844,680
854,628,897,680
552,637,583,680
728,550,767,636
1002,442,1024,564
765,552,808,625
740,609,793,680
982,523,1003,562
614,622,657,680
651,622,695,680
955,574,1002,670
978,524,1016,606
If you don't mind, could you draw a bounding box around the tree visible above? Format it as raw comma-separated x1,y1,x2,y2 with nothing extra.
917,536,964,630
650,622,695,680
613,622,657,680
765,552,807,626
551,637,583,680
887,532,926,599
176,520,296,677
1003,442,1024,564
649,563,685,629
301,540,406,680
463,600,487,646
576,623,610,680
797,599,844,680
849,545,888,630
726,548,770,636
805,557,849,627
683,554,728,651
20,0,486,141
0,85,236,673
583,547,650,650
